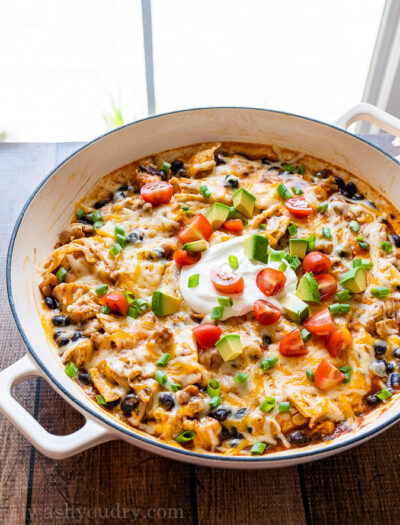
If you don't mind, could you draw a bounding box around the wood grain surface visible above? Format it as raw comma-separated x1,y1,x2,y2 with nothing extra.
1,137,400,525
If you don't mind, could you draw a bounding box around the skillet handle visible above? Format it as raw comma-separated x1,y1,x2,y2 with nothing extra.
335,102,400,136
0,355,113,459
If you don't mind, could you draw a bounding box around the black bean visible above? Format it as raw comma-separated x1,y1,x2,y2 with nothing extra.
365,200,376,209
262,333,272,345
79,214,93,225
215,153,226,166
386,362,395,373
44,296,58,310
229,439,240,447
288,430,307,445
121,394,140,415
211,407,231,422
393,347,400,359
158,170,169,181
235,408,248,419
159,393,175,410
113,191,126,201
388,372,400,390
246,426,253,433
57,336,70,347
261,157,271,165
224,174,239,188
118,184,129,191
107,399,120,409
71,332,82,342
229,426,244,439
171,160,184,173
374,340,387,356
94,200,108,209
316,169,332,179
127,231,144,244
392,234,400,248
149,248,165,260
51,315,70,327
220,425,231,440
344,182,357,197
352,193,364,201
78,372,92,385
366,394,379,405
334,176,345,190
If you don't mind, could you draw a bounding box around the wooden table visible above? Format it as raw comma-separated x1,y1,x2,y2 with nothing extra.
1,137,400,525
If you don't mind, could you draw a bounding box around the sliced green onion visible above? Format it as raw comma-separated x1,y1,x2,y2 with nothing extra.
188,274,200,288
279,261,287,273
336,289,353,301
135,298,151,311
250,442,266,455
211,305,224,319
208,396,221,409
329,303,351,315
116,233,126,248
277,183,292,200
234,372,249,384
100,305,111,314
218,296,233,307
92,210,102,222
127,305,139,318
289,255,301,270
259,223,267,230
124,291,135,304
95,284,108,296
56,267,67,283
283,163,295,173
322,226,332,239
283,252,291,261
207,378,220,398
371,286,390,298
228,255,239,269
176,430,195,443
353,258,373,269
270,250,284,261
161,161,171,172
357,236,369,250
349,220,359,233
318,202,328,214
381,240,393,253
110,243,123,257
181,205,194,216
93,220,104,230
306,369,315,382
260,355,278,371
376,389,392,401
307,235,316,252
296,164,306,175
157,353,171,367
340,365,352,384
260,396,276,413
76,208,85,219
65,362,78,378
228,206,237,219
96,394,107,405
279,401,290,412
115,224,125,236
200,185,211,199
292,185,303,196
300,328,312,342
170,383,182,392
288,223,298,236
155,370,168,386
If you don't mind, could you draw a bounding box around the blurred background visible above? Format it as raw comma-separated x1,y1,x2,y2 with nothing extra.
1,0,399,142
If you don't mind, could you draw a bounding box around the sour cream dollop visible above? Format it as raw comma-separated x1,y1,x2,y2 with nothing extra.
179,236,297,320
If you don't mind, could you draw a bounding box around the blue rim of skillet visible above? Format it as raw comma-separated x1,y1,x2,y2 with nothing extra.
6,107,400,464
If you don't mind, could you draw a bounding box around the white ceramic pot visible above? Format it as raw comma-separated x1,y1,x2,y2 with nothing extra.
3,104,400,468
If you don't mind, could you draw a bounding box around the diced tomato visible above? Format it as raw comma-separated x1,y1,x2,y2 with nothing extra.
279,328,307,357
327,328,353,357
99,293,129,316
302,252,332,274
304,307,335,337
223,219,244,233
315,274,337,301
141,181,173,206
173,249,201,267
256,268,286,297
314,358,345,390
285,197,313,218
210,267,244,294
254,299,282,325
192,324,222,349
178,214,213,244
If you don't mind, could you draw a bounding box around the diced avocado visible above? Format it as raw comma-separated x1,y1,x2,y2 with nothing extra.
289,239,308,259
244,234,269,264
206,203,230,228
340,266,367,293
232,188,256,218
281,294,310,324
215,334,242,361
296,272,320,303
182,240,209,252
152,291,181,316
